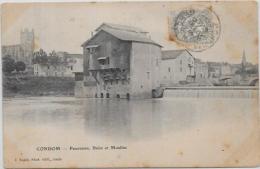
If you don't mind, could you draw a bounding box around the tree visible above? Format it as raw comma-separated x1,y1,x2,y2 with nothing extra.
15,61,26,72
32,49,48,64
48,50,61,65
2,55,16,74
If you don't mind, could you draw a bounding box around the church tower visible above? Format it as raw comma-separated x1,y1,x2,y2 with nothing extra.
241,49,247,72
20,28,35,65
241,49,247,80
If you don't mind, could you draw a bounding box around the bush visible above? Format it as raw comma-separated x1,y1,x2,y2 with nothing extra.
2,55,16,74
15,61,26,72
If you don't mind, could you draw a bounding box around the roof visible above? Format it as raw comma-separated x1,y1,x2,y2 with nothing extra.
97,56,108,60
56,52,83,59
85,45,99,49
66,54,83,59
95,23,148,34
82,23,161,47
2,44,21,48
161,49,193,60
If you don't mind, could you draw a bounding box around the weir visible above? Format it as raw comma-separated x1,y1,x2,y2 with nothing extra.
163,86,259,98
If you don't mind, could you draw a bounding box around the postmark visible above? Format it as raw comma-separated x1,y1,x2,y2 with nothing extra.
169,7,221,52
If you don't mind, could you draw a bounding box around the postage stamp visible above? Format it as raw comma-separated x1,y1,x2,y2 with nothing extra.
169,7,221,52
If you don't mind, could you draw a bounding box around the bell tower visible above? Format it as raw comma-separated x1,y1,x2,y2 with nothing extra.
20,28,35,65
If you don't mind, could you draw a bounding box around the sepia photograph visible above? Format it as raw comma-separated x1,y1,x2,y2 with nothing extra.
1,1,260,168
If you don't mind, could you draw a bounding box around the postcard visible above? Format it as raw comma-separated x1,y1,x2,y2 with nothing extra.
2,1,260,168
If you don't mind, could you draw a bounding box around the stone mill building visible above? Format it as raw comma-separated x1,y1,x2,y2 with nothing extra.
77,23,162,99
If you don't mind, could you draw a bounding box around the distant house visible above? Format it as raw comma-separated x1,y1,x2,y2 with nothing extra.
33,53,83,77
160,49,195,86
80,23,162,99
208,62,232,78
220,62,232,76
195,59,209,80
208,62,221,78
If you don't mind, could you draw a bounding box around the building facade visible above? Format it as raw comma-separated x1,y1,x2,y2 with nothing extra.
80,23,162,99
33,53,83,77
195,59,209,80
208,62,221,78
160,50,195,86
2,45,23,61
2,29,34,66
220,62,232,76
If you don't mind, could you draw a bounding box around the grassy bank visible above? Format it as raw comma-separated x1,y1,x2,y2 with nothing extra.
3,75,75,97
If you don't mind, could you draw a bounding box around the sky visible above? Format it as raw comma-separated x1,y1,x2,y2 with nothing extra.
1,1,259,64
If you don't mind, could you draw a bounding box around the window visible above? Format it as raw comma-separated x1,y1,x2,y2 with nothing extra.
100,61,105,65
75,73,84,81
147,72,150,79
88,48,95,54
86,45,99,54
168,67,171,72
71,66,73,70
106,93,110,98
97,57,107,65
107,57,110,64
126,93,130,99
156,57,159,66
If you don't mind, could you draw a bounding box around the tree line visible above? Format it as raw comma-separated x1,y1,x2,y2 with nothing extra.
2,49,65,74
2,56,26,74
32,49,64,65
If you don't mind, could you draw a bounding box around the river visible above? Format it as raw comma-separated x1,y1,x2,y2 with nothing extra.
3,92,260,167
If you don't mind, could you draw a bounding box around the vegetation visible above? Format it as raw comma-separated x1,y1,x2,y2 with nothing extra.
15,61,26,72
2,55,16,74
2,55,26,74
3,76,75,97
32,49,48,64
235,66,258,75
32,49,62,65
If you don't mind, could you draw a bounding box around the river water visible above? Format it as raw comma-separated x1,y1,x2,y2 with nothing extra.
3,93,260,167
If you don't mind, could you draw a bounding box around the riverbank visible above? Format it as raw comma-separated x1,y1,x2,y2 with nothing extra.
3,76,75,97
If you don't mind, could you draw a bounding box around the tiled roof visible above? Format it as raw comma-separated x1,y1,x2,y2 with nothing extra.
82,23,161,47
95,23,148,34
162,50,192,60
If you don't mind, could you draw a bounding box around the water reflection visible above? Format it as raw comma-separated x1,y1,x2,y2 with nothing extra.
4,96,251,141
81,99,196,140
82,99,164,140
